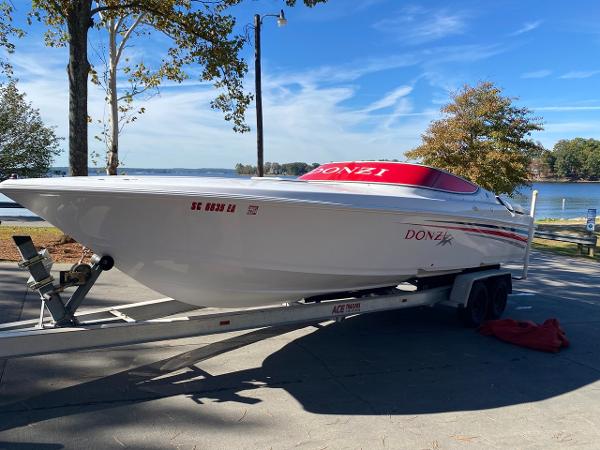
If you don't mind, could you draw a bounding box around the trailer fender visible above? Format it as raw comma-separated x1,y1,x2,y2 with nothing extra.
443,269,513,309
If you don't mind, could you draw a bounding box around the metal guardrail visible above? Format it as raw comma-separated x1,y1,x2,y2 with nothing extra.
0,202,23,209
534,229,597,245
534,229,597,256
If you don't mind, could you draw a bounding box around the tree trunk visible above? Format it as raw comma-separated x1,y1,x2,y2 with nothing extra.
106,17,119,175
66,0,92,177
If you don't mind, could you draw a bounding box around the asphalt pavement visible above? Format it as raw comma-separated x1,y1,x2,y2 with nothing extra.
0,251,599,449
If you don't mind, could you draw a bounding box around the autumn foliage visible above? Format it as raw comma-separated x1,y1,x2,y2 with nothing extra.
406,82,545,195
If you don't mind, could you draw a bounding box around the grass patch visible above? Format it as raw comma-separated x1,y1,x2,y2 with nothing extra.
536,218,588,225
532,220,598,260
532,239,597,260
0,225,62,240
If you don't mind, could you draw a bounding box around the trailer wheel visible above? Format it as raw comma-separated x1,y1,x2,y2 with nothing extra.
487,278,509,320
460,281,489,327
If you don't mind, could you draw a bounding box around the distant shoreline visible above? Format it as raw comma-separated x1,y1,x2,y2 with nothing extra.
533,179,600,183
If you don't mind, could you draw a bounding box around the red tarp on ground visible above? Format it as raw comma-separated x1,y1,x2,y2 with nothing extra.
479,319,570,353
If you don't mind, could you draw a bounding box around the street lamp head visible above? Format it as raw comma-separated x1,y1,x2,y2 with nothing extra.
277,10,287,27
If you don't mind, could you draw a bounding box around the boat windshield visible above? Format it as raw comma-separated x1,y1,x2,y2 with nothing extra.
496,196,525,215
299,161,479,194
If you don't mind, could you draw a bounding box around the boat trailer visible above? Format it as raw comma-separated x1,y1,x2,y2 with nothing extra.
0,236,513,359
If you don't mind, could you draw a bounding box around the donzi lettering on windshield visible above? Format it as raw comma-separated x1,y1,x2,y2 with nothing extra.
310,166,389,176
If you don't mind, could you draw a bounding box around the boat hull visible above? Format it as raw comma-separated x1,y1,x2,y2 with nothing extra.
1,182,531,307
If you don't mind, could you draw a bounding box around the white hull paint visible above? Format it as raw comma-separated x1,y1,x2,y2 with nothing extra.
1,173,531,307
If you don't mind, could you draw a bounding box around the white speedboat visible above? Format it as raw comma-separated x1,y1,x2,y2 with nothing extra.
0,161,531,308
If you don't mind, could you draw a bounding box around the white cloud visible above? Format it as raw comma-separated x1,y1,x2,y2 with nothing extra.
373,7,467,44
510,20,542,36
533,120,600,149
534,105,600,112
363,85,413,112
521,69,552,79
10,45,439,168
293,0,389,22
252,77,434,164
270,54,419,86
3,23,514,171
422,44,506,65
559,70,600,79
543,121,600,133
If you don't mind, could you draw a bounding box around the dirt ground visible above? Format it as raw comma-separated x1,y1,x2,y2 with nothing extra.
0,226,92,264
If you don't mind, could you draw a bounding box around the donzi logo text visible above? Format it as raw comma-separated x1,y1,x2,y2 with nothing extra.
310,166,389,177
405,229,451,242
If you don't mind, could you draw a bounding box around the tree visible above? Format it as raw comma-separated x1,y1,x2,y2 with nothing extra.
0,1,24,78
583,140,600,180
91,8,192,175
541,150,556,177
30,0,326,177
235,161,318,176
554,139,584,179
405,82,545,195
553,138,600,180
92,11,153,175
0,82,61,180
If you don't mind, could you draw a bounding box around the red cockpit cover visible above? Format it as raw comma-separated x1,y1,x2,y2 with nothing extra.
479,319,570,353
298,162,478,194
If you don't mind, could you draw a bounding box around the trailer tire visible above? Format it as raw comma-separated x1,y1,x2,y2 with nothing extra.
487,278,508,320
460,281,489,327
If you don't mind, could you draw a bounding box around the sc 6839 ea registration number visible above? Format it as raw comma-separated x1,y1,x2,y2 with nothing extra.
190,202,236,213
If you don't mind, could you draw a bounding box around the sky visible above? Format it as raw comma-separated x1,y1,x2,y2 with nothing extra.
4,0,600,169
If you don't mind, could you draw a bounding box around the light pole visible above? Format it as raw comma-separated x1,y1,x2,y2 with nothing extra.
254,10,287,177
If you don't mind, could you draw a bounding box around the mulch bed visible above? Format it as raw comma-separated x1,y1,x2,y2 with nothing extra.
0,227,92,264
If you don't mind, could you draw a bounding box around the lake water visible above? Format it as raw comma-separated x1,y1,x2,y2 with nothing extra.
1,170,599,220
515,182,600,219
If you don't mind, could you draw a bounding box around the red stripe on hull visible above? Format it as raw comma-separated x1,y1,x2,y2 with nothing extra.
418,223,528,244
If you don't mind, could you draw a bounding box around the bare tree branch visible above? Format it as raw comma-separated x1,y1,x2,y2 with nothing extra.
115,12,145,66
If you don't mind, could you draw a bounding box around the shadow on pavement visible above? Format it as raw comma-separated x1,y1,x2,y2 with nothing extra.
1,301,598,433
512,251,600,302
0,443,63,450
